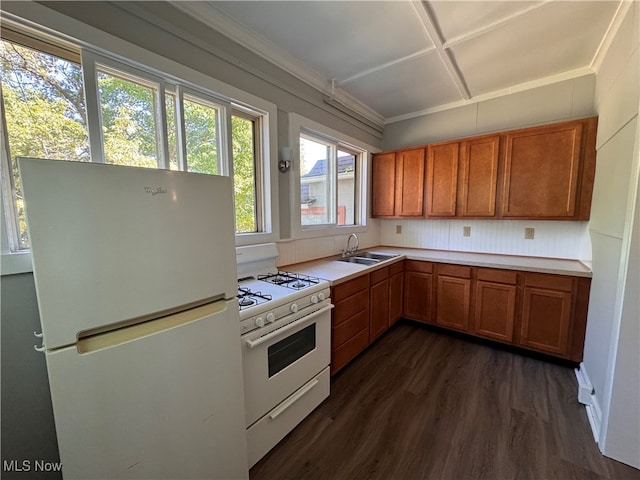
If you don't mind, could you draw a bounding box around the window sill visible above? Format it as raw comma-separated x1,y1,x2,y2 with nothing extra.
1,251,33,276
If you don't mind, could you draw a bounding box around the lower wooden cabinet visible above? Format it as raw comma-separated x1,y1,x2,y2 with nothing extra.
519,273,574,357
404,261,434,324
405,261,590,362
435,264,471,332
472,268,518,342
370,268,390,342
331,275,369,374
389,262,404,326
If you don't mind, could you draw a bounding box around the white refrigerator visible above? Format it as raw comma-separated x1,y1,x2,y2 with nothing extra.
19,157,249,479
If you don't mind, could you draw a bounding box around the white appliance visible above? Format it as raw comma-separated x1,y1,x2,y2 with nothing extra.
19,157,249,480
236,244,332,467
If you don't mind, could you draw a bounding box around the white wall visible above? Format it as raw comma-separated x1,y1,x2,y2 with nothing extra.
582,1,639,468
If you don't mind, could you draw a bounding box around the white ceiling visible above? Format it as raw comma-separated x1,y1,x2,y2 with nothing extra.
173,1,625,125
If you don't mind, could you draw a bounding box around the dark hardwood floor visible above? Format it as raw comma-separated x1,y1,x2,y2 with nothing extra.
250,321,639,480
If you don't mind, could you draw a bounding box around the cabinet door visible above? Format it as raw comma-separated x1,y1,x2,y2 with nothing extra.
395,148,426,216
403,271,433,323
458,136,500,217
473,281,516,342
371,152,397,217
520,287,572,357
502,122,582,218
436,275,471,332
370,278,389,341
426,142,459,217
389,272,404,326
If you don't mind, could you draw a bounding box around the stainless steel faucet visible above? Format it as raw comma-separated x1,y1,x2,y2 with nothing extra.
342,233,359,257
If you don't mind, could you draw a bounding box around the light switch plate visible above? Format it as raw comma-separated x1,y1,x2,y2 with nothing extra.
396,225,402,234
463,226,471,237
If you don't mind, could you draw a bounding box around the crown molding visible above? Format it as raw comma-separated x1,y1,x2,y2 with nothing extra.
590,0,633,73
170,1,385,127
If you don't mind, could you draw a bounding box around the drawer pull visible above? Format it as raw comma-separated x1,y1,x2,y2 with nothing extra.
269,379,319,420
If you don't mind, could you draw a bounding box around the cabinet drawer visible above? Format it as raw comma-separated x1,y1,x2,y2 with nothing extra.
333,289,369,326
332,329,369,374
332,310,368,347
370,267,389,285
438,263,471,279
332,274,369,302
389,261,404,276
477,268,517,285
405,260,433,273
524,273,574,292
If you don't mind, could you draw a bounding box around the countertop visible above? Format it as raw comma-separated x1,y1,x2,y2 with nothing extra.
281,247,592,285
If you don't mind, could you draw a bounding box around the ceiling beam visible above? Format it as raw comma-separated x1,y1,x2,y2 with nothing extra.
411,1,471,100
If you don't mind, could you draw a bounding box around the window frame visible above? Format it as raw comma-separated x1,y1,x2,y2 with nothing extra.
0,10,279,274
289,113,373,240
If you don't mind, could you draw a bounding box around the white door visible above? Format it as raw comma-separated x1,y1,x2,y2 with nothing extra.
46,300,248,480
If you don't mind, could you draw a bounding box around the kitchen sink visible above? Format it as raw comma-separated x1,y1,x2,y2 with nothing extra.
336,251,398,265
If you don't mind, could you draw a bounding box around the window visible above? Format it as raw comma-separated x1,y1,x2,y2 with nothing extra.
1,28,270,253
299,131,362,228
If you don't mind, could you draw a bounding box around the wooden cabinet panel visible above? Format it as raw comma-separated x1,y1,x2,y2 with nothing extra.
332,329,369,375
477,268,517,285
459,136,500,217
426,142,459,217
405,260,433,273
396,148,426,216
473,281,517,342
370,266,389,285
436,275,471,332
404,270,433,324
333,289,369,326
333,309,369,347
502,121,582,218
371,152,396,217
333,275,369,302
331,274,370,375
370,278,390,341
437,263,471,279
520,286,573,356
389,270,404,326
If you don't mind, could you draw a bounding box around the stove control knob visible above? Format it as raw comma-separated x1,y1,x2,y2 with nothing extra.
310,295,319,304
290,303,299,313
255,316,265,328
266,312,276,323
318,292,326,301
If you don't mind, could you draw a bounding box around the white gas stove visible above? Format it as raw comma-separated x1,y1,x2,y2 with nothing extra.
236,243,332,468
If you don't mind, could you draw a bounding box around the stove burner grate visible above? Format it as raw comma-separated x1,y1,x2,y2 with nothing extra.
237,287,272,311
258,271,321,290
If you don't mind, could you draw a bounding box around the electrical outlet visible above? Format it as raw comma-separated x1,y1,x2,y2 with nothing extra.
463,226,471,237
396,225,402,234
524,227,535,240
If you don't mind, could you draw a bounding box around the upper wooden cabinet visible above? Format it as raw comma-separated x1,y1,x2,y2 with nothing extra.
371,148,425,217
371,117,597,221
425,141,459,217
458,135,501,217
501,118,596,219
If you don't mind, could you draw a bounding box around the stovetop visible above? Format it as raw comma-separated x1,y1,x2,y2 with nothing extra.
237,271,329,318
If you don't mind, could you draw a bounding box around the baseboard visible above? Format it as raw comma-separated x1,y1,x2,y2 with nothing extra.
575,363,602,444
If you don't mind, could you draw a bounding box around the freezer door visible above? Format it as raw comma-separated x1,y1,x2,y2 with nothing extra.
19,158,238,349
46,300,248,480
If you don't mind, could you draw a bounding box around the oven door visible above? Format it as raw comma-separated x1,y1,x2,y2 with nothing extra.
242,299,332,427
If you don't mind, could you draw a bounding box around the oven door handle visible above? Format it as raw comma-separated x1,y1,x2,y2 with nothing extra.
244,304,334,349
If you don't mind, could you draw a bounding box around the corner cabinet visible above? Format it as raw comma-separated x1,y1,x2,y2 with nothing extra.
371,117,597,221
371,148,425,217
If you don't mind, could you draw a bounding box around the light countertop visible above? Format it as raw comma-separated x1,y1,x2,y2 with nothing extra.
280,247,592,285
